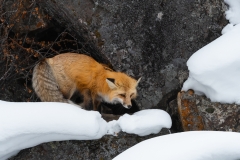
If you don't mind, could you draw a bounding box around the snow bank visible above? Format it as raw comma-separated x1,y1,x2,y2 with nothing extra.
222,0,240,34
224,0,240,25
118,109,171,136
113,131,240,160
182,24,240,104
0,101,171,159
182,0,240,103
0,101,108,160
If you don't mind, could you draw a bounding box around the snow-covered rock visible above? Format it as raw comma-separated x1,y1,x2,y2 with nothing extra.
0,101,171,159
182,24,240,104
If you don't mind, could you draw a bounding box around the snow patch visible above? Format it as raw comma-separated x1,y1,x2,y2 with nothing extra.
0,101,171,159
222,0,240,33
118,109,171,136
225,0,240,25
0,101,107,159
113,131,240,160
182,24,240,104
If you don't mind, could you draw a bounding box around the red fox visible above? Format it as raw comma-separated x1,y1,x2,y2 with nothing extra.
32,53,141,111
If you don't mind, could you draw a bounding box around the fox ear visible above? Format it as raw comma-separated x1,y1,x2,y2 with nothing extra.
106,78,117,89
136,77,141,86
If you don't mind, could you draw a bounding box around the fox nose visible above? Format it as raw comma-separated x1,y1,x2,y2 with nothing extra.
127,105,132,109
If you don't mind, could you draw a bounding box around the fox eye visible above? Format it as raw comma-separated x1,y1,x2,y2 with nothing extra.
130,93,135,98
119,94,126,98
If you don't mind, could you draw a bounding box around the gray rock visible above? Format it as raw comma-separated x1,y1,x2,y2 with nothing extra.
34,0,228,109
178,91,240,132
92,0,227,109
0,1,228,108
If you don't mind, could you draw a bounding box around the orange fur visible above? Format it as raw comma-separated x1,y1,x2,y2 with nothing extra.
33,53,140,110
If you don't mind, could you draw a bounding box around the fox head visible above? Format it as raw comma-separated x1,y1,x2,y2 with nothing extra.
104,74,141,109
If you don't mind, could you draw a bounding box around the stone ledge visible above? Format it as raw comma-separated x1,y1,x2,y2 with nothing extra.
178,90,240,132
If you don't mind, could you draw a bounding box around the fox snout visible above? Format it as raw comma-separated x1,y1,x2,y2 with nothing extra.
122,100,132,109
105,77,141,110
110,97,133,109
125,104,132,109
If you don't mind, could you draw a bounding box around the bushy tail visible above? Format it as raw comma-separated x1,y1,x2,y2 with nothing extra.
32,60,69,103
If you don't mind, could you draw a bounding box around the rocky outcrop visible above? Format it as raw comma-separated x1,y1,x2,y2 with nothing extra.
178,90,240,132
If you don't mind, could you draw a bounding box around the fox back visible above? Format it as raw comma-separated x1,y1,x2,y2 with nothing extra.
32,53,140,110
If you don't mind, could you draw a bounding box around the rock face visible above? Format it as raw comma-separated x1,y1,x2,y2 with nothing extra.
37,0,227,109
177,90,205,131
0,0,227,109
96,0,227,109
178,91,240,132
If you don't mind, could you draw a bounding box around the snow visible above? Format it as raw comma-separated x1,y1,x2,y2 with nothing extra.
0,101,107,160
118,109,171,136
0,100,171,160
221,23,234,34
182,24,240,104
113,131,240,160
222,0,240,34
224,0,240,25
182,0,240,104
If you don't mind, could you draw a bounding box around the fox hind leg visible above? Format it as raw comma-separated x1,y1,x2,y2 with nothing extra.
32,60,70,103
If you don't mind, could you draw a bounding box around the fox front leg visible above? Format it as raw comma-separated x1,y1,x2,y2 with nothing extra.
80,89,92,110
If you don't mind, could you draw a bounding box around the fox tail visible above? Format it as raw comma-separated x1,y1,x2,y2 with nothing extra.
32,60,70,103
